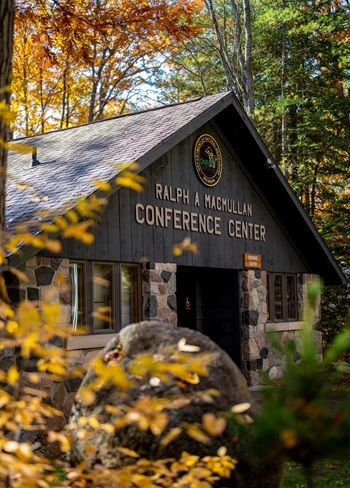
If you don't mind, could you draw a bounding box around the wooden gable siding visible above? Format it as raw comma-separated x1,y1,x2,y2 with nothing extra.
59,122,310,274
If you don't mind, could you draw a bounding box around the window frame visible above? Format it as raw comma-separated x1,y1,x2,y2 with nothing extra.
70,260,88,334
91,261,116,334
120,263,142,329
69,260,141,337
266,272,299,323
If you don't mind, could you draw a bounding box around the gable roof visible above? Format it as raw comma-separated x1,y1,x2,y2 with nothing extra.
6,91,345,285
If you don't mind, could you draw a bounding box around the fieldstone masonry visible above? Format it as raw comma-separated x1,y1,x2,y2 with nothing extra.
241,269,322,386
2,256,324,415
142,262,178,325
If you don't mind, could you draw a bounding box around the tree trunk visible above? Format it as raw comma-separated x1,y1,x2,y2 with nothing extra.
0,0,15,248
281,0,288,178
206,0,255,120
205,0,236,93
241,0,255,120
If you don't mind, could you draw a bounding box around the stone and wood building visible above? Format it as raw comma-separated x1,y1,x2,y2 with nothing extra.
4,92,345,411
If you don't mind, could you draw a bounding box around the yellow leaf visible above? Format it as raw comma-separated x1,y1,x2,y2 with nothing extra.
45,239,62,253
91,311,113,323
7,141,31,153
88,417,99,429
80,232,94,245
93,179,112,192
172,244,183,257
48,431,71,452
66,209,79,224
180,452,200,467
7,365,19,385
55,216,68,229
40,223,60,233
217,446,227,457
115,172,145,192
4,441,19,453
78,389,96,406
184,423,212,445
21,332,39,358
8,266,29,283
0,302,15,319
117,446,140,458
149,412,168,436
17,443,33,462
37,358,66,376
160,427,182,448
180,372,200,384
177,338,200,352
231,402,251,414
6,320,18,333
100,423,115,434
202,413,227,437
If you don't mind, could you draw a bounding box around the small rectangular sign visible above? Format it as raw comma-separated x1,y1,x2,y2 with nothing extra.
243,253,262,269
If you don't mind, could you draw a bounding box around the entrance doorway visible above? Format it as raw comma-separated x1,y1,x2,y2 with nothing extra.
176,266,241,368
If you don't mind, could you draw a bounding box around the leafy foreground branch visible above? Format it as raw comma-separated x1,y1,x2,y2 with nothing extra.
243,283,350,487
0,282,350,487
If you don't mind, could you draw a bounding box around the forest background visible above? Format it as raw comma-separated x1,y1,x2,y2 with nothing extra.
2,0,350,342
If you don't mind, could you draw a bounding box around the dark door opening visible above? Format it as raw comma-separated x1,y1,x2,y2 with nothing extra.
176,266,241,368
176,268,197,331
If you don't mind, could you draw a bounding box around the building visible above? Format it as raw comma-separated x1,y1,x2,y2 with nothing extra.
5,92,345,405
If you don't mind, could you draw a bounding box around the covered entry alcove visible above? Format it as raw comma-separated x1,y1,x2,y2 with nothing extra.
176,266,241,368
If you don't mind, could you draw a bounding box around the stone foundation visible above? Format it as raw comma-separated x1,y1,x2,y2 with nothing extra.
2,257,324,411
241,270,322,386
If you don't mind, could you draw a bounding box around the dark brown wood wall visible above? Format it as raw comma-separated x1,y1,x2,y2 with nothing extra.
60,122,310,274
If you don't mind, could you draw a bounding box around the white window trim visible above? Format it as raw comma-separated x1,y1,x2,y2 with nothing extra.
67,333,116,350
265,321,304,332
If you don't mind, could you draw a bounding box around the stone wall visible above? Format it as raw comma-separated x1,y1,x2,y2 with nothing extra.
20,256,71,339
3,256,324,413
16,256,75,422
241,270,322,386
142,262,178,325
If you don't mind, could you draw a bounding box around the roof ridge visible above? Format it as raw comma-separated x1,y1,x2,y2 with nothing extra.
11,92,229,142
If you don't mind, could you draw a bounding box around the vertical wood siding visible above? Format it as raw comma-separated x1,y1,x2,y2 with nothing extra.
64,122,310,274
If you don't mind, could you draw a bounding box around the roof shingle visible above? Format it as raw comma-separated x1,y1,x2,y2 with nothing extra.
6,92,230,233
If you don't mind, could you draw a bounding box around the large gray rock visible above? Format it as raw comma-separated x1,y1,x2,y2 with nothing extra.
68,321,284,487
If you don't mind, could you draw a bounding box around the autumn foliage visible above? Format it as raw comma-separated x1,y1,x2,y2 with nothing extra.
11,0,204,135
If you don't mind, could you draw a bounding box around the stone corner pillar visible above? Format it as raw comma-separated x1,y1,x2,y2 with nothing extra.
240,269,268,387
142,262,178,326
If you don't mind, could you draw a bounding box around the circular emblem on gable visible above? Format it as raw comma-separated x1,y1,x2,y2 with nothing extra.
193,134,222,187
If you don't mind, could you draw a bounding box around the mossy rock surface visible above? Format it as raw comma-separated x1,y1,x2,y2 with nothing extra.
69,321,284,487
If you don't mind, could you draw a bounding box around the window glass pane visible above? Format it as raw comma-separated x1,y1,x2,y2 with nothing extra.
92,263,114,331
287,275,297,320
274,274,283,320
121,265,139,328
70,262,87,334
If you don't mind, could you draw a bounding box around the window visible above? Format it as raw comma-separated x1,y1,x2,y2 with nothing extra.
69,261,141,335
267,273,298,322
273,274,283,320
92,263,114,332
121,265,140,328
70,262,87,334
286,275,297,320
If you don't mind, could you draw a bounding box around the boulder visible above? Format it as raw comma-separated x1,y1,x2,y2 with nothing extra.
68,321,284,487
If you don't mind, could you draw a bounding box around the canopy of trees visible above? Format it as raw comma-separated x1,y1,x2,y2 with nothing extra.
11,0,203,133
